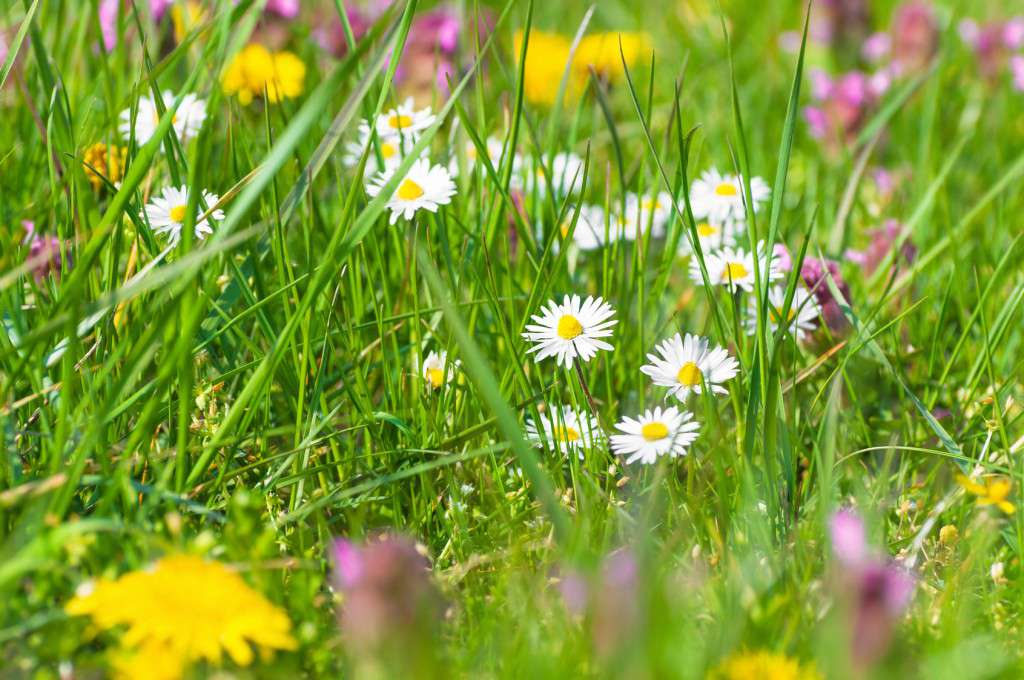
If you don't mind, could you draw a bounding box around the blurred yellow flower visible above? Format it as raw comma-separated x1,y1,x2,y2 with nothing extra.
66,554,297,679
513,30,652,105
222,43,306,106
957,474,1016,514
82,142,127,191
171,1,204,42
711,650,822,680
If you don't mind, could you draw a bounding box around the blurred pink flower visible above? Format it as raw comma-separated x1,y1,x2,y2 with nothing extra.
891,1,938,73
22,221,67,281
266,0,299,19
558,549,640,659
805,70,886,147
810,0,872,53
861,32,892,62
959,15,1024,85
830,509,915,671
331,535,443,657
845,219,916,276
1012,55,1024,90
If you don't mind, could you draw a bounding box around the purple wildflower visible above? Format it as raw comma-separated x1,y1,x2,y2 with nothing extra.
845,219,916,276
558,549,640,659
891,1,938,73
331,535,443,659
23,221,67,281
830,509,915,671
805,70,888,148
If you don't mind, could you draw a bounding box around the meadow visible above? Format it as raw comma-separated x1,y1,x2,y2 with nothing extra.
2,0,1024,677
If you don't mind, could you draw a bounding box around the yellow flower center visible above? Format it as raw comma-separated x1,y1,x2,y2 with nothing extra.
769,306,796,324
560,222,571,238
723,261,748,281
697,222,717,237
641,422,669,441
388,114,414,129
380,142,397,159
556,315,583,340
426,367,444,388
676,361,703,386
715,182,738,196
552,425,581,443
169,205,188,223
397,178,425,201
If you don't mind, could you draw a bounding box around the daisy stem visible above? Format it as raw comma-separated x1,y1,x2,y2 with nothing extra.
574,361,603,431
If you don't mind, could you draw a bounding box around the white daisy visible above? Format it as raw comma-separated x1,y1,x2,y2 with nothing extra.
366,158,457,225
689,168,770,224
640,332,739,401
522,152,585,197
746,285,820,341
420,350,459,390
525,405,603,459
522,294,617,367
557,204,612,252
678,217,743,255
142,185,224,245
610,406,699,465
343,123,411,172
119,91,207,146
375,97,435,138
689,245,780,293
620,191,674,241
448,136,510,177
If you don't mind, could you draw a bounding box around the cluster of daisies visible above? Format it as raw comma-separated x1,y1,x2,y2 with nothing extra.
520,295,736,465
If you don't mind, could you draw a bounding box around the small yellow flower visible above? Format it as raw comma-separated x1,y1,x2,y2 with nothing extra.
222,43,306,106
171,1,204,42
82,143,127,191
957,474,1016,514
66,554,297,679
513,30,651,105
710,650,822,680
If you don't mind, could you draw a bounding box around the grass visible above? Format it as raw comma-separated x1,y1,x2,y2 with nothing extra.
2,0,1024,677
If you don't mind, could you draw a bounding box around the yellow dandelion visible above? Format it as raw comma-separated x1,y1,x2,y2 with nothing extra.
66,554,297,679
956,473,1016,514
710,650,822,680
82,143,127,191
222,43,306,106
513,29,652,105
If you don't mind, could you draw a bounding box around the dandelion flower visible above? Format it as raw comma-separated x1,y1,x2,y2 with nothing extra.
366,158,457,225
374,97,436,138
957,474,1015,514
222,43,306,105
143,186,224,245
690,245,780,293
119,91,207,146
746,286,821,340
689,168,770,223
610,406,699,464
82,142,127,191
525,405,603,459
711,650,822,680
640,333,739,401
522,294,617,367
65,554,297,677
421,350,458,390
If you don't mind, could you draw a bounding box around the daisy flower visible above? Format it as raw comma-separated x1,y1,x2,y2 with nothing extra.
343,125,421,177
143,186,224,245
689,245,780,293
610,406,699,464
689,168,770,223
525,405,603,459
448,135,510,177
620,191,674,241
522,295,617,367
375,97,436,138
366,158,457,225
746,285,821,341
557,204,611,252
678,217,743,255
119,91,207,146
421,350,458,390
523,152,585,197
640,333,739,400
